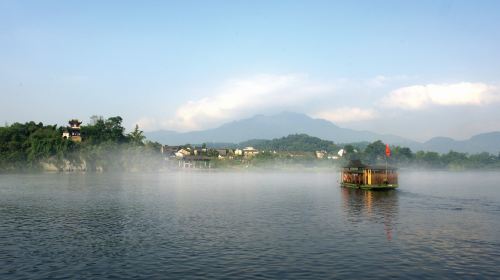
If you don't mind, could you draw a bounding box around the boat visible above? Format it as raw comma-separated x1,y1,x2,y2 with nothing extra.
340,160,398,190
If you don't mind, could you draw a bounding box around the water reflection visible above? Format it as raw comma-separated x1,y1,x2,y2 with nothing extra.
341,188,399,240
2,173,500,278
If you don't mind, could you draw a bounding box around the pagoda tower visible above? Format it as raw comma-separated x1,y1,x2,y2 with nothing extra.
62,119,82,142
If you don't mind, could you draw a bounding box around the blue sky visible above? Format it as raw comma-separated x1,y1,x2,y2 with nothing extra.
1,0,500,141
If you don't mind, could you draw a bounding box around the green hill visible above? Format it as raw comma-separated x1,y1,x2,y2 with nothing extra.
239,134,339,152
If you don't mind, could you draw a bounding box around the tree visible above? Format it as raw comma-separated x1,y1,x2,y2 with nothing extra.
128,124,145,146
343,144,355,154
81,116,128,144
105,116,127,143
363,140,386,164
415,151,442,168
441,151,468,167
392,146,414,165
240,134,339,152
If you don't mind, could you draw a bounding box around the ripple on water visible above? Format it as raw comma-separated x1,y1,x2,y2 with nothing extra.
0,172,499,279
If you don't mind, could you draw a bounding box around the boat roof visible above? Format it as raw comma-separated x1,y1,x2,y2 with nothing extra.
343,160,368,168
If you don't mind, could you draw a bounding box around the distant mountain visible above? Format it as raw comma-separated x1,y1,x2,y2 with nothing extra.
422,132,500,154
145,112,500,154
145,112,416,146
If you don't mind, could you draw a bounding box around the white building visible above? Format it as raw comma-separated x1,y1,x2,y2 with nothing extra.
315,150,327,159
175,148,191,158
243,147,259,157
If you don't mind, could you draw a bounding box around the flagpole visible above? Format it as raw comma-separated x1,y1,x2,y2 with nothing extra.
385,144,390,183
385,156,388,182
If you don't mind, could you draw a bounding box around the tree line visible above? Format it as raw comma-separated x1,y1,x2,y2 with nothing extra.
341,140,500,170
2,121,500,172
0,116,162,172
245,135,500,170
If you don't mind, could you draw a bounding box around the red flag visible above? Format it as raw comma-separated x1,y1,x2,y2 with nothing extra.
385,144,391,157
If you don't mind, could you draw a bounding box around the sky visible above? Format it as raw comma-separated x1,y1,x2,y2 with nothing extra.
1,0,499,142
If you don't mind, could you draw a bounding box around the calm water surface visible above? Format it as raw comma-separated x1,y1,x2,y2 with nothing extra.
1,171,499,279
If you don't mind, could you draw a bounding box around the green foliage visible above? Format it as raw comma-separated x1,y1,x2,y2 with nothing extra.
339,140,500,170
415,151,442,168
0,122,69,170
362,140,386,164
341,144,359,161
391,146,414,165
240,134,339,152
343,144,355,154
206,148,219,157
81,116,129,144
0,116,164,172
2,122,500,172
128,124,146,146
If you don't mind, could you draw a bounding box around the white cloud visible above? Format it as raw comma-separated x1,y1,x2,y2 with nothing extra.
160,74,336,131
381,82,499,109
366,75,412,88
313,107,378,123
134,75,500,136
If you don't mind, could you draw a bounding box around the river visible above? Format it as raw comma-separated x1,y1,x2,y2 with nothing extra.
1,171,499,279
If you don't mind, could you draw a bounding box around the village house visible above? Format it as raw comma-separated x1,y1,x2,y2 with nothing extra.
161,145,180,159
315,150,327,159
242,147,259,157
216,149,234,159
175,148,191,158
217,149,228,159
337,149,346,157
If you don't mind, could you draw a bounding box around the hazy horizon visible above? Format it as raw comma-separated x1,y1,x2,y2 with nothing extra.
1,1,500,142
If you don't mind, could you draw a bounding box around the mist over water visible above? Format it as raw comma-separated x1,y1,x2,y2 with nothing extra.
1,171,499,279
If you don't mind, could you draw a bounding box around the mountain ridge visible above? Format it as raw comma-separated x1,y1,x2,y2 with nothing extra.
423,132,500,154
145,112,414,145
145,112,500,154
